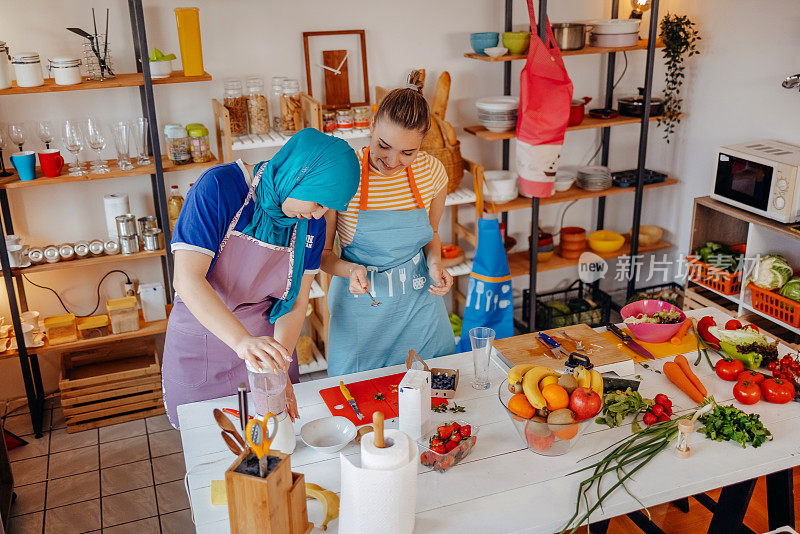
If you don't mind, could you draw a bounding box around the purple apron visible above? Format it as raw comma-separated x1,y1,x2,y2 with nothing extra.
162,164,300,428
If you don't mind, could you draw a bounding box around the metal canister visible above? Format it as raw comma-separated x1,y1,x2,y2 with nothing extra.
115,214,137,237
88,240,105,256
119,235,139,255
43,246,60,263
142,229,164,251
58,243,75,261
137,216,157,237
28,248,44,264
74,241,90,258
104,239,120,255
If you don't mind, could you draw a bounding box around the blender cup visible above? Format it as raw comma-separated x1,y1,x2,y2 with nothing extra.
245,360,296,454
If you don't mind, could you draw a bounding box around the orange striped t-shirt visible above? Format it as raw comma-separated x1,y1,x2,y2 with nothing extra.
336,147,449,247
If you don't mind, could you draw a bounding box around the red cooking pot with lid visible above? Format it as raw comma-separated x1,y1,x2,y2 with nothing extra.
568,97,592,127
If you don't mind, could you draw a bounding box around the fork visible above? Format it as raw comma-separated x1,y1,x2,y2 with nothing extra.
560,330,585,352
399,267,407,295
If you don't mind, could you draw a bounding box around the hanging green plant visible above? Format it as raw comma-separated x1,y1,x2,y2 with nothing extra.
657,14,700,142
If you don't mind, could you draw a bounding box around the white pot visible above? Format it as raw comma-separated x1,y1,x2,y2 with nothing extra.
586,19,641,35
149,60,172,79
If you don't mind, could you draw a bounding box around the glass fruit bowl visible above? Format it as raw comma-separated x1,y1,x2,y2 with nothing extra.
498,379,593,457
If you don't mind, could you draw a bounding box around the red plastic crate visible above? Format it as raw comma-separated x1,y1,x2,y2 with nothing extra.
749,283,800,329
687,244,746,296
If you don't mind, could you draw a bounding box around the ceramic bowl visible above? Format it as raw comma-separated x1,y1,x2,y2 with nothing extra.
470,32,500,55
502,32,531,55
485,46,509,58
620,300,687,344
588,230,625,253
300,416,357,454
149,60,172,79
560,226,587,243
637,225,663,246
538,250,555,262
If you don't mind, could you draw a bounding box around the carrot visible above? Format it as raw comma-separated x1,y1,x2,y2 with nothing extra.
674,354,708,397
663,361,705,403
670,319,692,345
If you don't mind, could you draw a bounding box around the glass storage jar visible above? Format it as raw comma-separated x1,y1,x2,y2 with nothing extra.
322,111,337,133
12,52,44,87
223,79,248,136
246,77,270,134
186,123,213,162
280,79,302,135
77,315,110,339
354,106,371,129
270,76,287,131
48,57,82,85
163,124,192,165
0,42,11,90
336,109,354,130
44,313,78,345
107,296,140,333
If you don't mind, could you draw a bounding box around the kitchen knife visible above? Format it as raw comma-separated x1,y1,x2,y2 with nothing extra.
339,381,364,420
538,332,568,358
606,323,654,360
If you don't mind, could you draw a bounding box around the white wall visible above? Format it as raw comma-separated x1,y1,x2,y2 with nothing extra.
0,0,796,400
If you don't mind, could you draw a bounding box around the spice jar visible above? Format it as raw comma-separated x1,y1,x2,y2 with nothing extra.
354,106,371,129
48,57,82,86
74,241,90,258
104,239,120,255
246,77,270,134
58,243,75,261
43,246,60,263
28,248,44,264
163,124,192,165
224,79,248,136
0,42,12,90
88,240,105,256
186,123,213,162
270,76,287,131
280,79,302,135
12,52,44,87
322,111,337,133
336,109,354,131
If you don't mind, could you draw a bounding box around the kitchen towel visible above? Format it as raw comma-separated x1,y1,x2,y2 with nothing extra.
339,431,418,534
103,193,130,239
360,428,410,471
398,369,431,441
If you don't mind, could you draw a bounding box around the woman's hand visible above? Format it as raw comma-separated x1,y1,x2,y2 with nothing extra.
285,379,299,422
349,265,370,295
234,335,292,374
428,261,453,296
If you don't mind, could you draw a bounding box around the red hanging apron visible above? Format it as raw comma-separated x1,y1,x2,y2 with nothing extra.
515,0,573,198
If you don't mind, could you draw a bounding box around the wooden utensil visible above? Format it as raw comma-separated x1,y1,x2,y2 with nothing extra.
431,71,451,119
221,431,243,456
213,408,246,449
373,411,385,448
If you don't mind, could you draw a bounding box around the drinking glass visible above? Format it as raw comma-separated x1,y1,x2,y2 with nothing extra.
111,121,134,171
469,327,496,390
131,117,150,165
85,118,109,173
0,126,11,177
37,120,54,149
63,120,86,176
9,123,25,152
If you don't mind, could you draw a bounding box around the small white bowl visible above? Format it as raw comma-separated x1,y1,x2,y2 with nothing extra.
484,46,508,58
483,170,518,202
149,59,172,79
554,171,576,192
300,416,357,454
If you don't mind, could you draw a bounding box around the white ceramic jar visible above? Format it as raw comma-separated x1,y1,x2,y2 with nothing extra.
0,42,12,90
48,57,82,85
11,52,44,87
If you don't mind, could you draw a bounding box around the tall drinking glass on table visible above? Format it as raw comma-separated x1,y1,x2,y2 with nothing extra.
470,326,495,390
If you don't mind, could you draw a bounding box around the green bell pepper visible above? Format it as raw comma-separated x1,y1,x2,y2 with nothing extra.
719,340,763,370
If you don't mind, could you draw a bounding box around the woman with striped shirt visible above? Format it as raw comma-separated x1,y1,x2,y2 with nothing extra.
321,71,456,375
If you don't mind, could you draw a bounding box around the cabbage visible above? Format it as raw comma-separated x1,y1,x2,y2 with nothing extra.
779,277,800,302
749,254,792,290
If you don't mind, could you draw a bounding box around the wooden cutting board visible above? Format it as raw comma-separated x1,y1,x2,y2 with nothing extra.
493,324,635,376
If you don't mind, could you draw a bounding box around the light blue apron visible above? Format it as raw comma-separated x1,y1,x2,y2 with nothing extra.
327,150,455,375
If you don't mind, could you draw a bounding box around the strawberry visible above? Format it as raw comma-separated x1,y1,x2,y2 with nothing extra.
429,438,443,448
420,451,435,466
445,441,458,453
459,425,471,438
450,432,462,443
470,436,477,446
437,424,454,440
431,443,446,454
451,421,461,432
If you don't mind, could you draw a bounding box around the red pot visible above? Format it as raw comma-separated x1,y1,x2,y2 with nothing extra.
568,97,592,127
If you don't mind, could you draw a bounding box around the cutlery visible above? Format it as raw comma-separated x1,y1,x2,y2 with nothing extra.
493,294,499,311
538,332,568,359
339,381,364,420
537,337,557,359
399,267,407,294
213,408,246,448
475,281,485,310
246,413,278,477
560,330,585,352
366,266,378,297
485,289,493,312
221,431,242,456
465,278,474,307
384,269,394,297
606,323,654,360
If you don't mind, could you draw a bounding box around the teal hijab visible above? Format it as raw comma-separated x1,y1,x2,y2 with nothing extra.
243,128,359,323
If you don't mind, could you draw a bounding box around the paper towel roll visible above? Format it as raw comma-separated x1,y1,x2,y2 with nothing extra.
104,193,130,239
339,433,418,534
361,429,409,471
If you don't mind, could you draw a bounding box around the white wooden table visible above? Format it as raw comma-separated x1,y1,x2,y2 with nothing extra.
178,308,800,533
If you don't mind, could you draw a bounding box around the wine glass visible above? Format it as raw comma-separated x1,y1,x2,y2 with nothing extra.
0,126,12,177
131,117,150,165
63,120,86,176
85,118,109,173
111,120,134,171
9,123,25,152
37,120,54,149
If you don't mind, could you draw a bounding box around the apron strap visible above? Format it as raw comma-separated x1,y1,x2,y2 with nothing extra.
358,147,425,211
219,161,269,254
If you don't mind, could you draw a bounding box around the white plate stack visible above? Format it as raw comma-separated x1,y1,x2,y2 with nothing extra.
576,166,612,191
476,96,519,133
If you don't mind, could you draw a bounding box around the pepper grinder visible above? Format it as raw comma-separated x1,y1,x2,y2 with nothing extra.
237,382,248,432
675,419,694,459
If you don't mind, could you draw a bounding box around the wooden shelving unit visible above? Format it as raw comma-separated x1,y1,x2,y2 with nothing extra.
0,71,212,95
10,250,166,276
463,39,663,62
465,114,667,141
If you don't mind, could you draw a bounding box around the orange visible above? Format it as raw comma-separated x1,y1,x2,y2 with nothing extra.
553,423,580,440
541,384,570,411
539,375,559,388
508,393,535,421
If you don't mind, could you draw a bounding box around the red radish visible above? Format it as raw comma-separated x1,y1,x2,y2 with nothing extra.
654,394,670,406
657,414,670,422
651,404,664,417
642,413,657,426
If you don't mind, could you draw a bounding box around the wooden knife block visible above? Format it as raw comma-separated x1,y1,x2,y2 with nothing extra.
225,449,312,534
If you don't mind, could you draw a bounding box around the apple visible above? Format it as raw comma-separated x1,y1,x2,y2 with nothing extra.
525,416,554,452
569,387,602,421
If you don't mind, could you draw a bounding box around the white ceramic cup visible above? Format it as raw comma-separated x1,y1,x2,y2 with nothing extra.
21,323,35,346
20,311,40,330
7,244,27,268
0,324,11,338
5,235,21,246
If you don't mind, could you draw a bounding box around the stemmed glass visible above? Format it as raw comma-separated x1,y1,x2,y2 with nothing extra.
0,126,12,177
111,121,134,171
37,120,54,149
63,120,87,176
9,123,25,152
131,117,150,165
85,118,109,173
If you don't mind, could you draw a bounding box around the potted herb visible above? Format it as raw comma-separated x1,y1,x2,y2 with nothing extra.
148,48,177,79
657,14,700,142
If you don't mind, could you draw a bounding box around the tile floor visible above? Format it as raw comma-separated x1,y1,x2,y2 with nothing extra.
3,399,195,534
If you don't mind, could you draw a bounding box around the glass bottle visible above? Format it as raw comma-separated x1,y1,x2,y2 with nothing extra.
167,185,184,232
223,79,248,136
246,77,270,134
280,79,302,135
270,76,287,132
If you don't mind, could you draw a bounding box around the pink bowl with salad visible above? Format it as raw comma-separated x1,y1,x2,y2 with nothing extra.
620,300,687,344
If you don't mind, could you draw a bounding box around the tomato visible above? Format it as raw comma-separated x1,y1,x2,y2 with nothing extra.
733,380,762,405
792,362,800,373
725,319,743,330
768,361,778,372
716,359,745,381
782,355,793,365
737,370,765,385
761,378,796,404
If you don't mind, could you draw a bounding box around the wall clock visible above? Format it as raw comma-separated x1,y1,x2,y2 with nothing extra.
303,30,370,109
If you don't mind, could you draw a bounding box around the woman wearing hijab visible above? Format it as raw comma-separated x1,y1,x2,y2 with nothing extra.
162,128,359,427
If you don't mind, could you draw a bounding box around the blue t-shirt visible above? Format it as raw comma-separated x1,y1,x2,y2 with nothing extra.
171,161,326,275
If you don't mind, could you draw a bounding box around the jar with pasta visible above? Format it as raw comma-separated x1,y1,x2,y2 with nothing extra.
223,79,248,136
280,78,302,135
246,77,270,134
354,106,371,129
322,111,337,133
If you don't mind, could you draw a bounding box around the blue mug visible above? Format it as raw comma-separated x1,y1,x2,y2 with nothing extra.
10,151,36,181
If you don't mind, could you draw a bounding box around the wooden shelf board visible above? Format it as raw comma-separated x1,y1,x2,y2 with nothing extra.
484,177,678,213
465,113,667,141
12,250,166,276
507,239,672,278
463,39,663,62
0,71,212,96
695,196,800,242
0,155,217,189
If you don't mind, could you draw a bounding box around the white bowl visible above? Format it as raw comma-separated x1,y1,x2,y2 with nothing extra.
484,46,508,58
483,170,518,202
149,59,172,79
476,96,519,112
300,416,357,454
589,32,639,48
554,174,575,192
586,19,640,34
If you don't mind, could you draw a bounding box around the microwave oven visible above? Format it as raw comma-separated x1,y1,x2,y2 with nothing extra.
711,139,800,223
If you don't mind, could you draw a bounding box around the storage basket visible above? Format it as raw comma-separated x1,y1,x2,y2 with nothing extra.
522,280,611,330
422,116,463,194
625,282,685,309
687,244,746,296
749,282,800,329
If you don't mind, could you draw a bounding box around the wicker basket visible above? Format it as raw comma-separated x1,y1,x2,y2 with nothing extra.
423,116,463,194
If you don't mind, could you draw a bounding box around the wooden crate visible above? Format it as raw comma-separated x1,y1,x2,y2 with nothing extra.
59,339,165,433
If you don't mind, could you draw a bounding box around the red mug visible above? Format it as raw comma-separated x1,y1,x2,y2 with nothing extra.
38,149,64,178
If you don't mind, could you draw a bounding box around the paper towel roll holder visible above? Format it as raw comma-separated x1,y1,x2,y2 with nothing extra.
372,411,394,448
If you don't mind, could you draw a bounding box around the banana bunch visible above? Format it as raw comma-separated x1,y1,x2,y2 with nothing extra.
306,483,339,531
507,363,604,409
574,365,603,396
